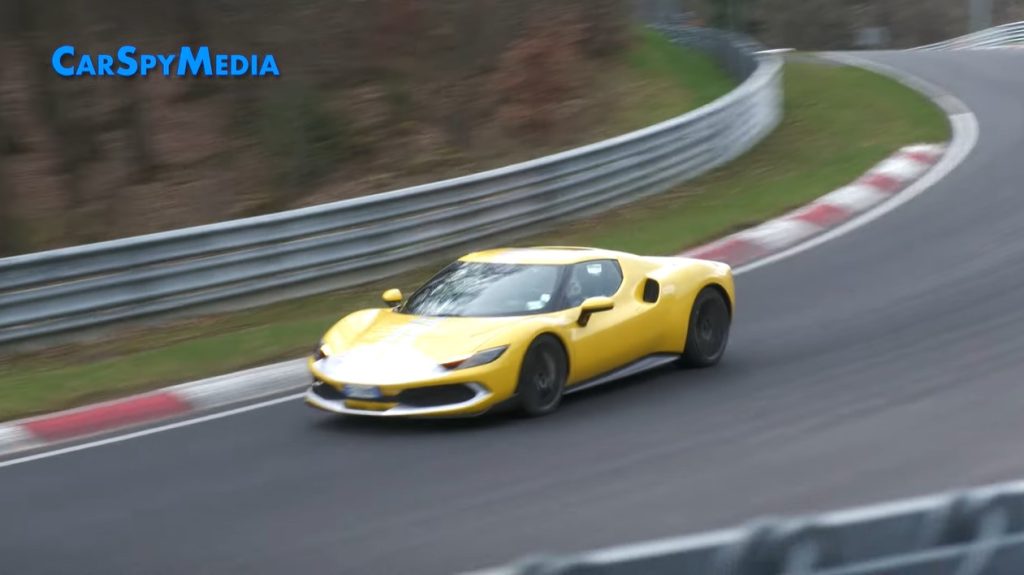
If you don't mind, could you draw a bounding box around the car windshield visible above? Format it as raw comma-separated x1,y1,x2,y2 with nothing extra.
400,261,565,317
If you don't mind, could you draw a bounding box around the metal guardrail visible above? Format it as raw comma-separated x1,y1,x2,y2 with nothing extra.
918,21,1024,50
469,480,1024,575
0,26,783,347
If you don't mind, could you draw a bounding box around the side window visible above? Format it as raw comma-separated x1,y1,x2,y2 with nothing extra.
564,260,623,307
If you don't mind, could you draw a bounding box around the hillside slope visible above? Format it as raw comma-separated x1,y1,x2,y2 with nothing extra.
0,1,733,256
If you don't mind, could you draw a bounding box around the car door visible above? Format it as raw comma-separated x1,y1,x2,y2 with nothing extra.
561,259,650,383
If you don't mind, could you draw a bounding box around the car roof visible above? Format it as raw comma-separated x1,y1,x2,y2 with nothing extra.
459,246,631,265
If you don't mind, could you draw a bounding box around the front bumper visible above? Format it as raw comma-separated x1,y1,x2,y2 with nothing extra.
304,348,520,418
304,381,493,417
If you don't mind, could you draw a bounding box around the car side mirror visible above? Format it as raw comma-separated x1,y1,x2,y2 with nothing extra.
382,288,403,308
578,296,614,327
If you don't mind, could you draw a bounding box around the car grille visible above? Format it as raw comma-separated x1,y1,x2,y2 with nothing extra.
395,384,478,407
313,380,479,408
312,382,346,401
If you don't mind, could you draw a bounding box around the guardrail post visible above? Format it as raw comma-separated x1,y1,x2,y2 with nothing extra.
956,507,1008,575
712,520,789,575
712,518,845,575
924,490,1021,547
779,522,842,574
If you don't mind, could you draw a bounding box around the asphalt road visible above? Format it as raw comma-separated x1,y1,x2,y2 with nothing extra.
3,50,1024,575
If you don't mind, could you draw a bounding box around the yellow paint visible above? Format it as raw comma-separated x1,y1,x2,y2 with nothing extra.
307,247,734,417
343,400,396,411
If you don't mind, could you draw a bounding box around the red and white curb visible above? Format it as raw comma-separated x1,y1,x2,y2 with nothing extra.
682,143,947,267
0,144,948,459
0,359,308,455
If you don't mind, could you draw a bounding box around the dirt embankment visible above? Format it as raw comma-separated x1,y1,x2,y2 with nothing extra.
0,1,645,256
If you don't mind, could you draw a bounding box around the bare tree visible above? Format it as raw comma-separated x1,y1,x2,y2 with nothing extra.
0,103,20,255
0,98,21,156
0,0,639,250
13,0,90,243
697,0,981,49
576,0,631,56
493,6,587,139
0,18,23,254
120,81,157,182
178,0,218,99
445,0,490,148
998,0,1024,21
104,3,158,182
752,0,853,49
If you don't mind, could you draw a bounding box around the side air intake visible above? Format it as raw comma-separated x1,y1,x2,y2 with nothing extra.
643,279,660,303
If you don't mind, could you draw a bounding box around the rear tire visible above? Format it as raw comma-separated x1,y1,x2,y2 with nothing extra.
516,335,567,417
678,287,731,368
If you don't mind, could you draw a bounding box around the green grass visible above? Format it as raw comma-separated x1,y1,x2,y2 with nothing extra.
0,53,950,422
603,29,737,134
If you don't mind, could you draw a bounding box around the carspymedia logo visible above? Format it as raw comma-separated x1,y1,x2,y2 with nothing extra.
52,45,280,77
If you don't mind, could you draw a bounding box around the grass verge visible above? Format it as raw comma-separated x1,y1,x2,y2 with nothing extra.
597,29,737,136
0,55,950,422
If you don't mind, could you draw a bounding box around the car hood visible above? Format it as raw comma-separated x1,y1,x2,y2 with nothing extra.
315,310,537,385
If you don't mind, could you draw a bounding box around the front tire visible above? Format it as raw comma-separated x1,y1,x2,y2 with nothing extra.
678,287,731,368
516,335,567,417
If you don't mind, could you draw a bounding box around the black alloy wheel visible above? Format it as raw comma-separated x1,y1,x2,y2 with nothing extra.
517,335,567,416
678,287,731,368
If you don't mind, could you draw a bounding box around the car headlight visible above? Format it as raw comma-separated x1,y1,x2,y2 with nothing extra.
313,340,328,361
441,345,509,370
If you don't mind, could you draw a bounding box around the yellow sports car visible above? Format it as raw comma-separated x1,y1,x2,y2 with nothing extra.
304,247,734,418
